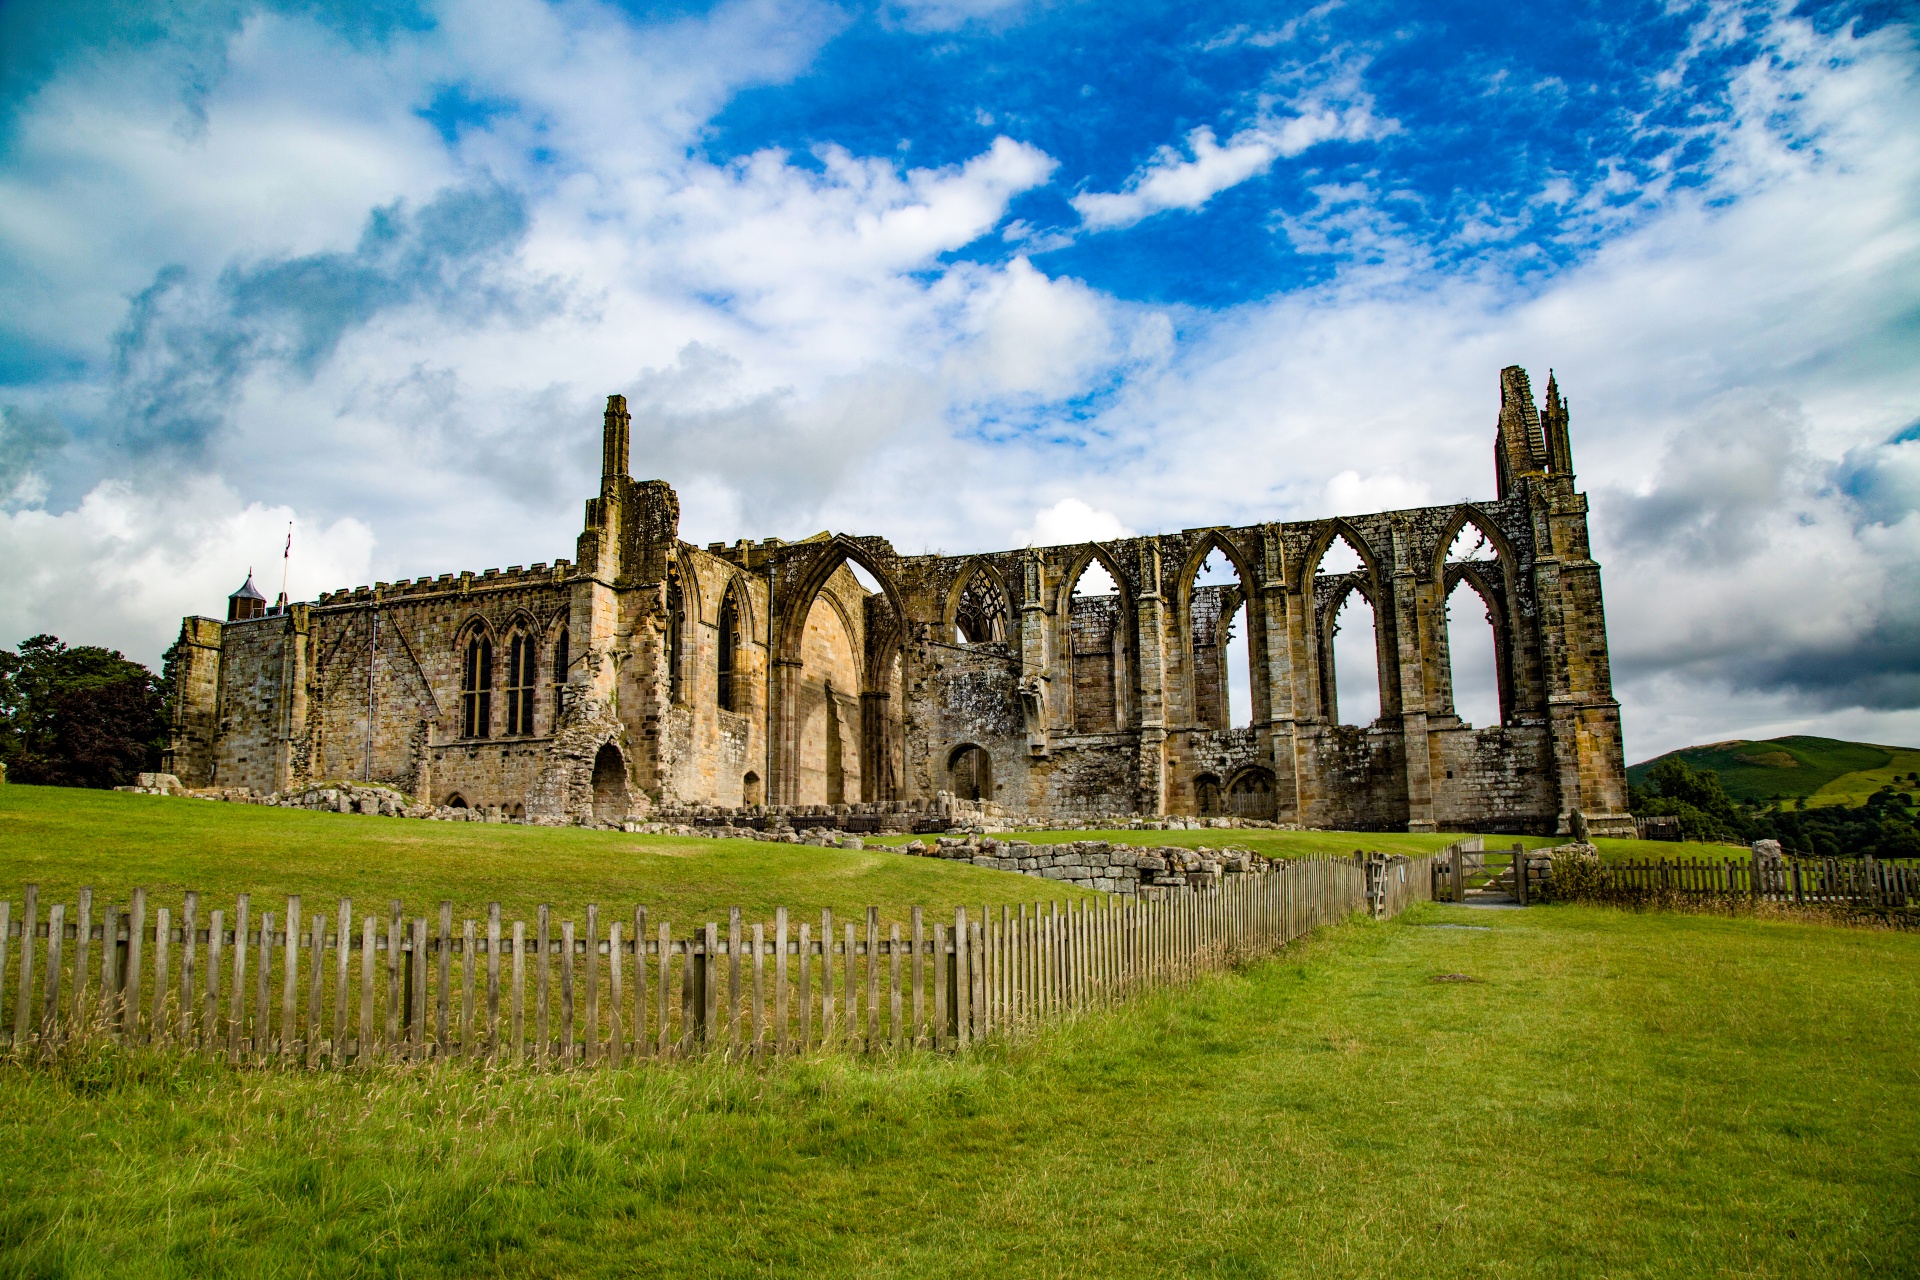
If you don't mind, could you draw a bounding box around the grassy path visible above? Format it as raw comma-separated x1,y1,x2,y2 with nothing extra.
2,904,1914,1276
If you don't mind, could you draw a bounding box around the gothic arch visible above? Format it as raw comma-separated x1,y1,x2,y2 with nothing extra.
942,558,1014,644
456,617,496,740
715,571,757,639
1443,559,1515,725
1298,518,1384,586
1056,542,1137,734
1429,504,1521,584
772,535,909,806
1316,573,1384,728
1173,529,1258,612
1054,542,1135,614
1175,530,1262,730
777,535,909,655
454,614,497,646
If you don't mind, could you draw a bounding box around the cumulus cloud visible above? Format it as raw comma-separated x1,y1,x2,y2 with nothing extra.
0,476,375,659
1015,498,1132,549
1325,469,1431,516
1072,96,1395,231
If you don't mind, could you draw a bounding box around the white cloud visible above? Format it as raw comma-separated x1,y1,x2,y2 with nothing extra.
1325,470,1432,515
0,477,375,660
944,257,1116,400
1072,96,1395,231
1015,498,1132,549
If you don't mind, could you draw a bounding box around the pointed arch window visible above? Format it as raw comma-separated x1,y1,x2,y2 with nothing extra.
505,632,537,736
552,626,570,721
717,590,740,712
667,568,685,703
462,633,493,739
953,570,1008,644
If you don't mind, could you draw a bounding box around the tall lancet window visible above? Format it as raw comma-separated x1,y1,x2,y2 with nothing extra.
505,632,537,736
667,569,685,703
717,591,739,711
462,634,493,739
552,627,570,721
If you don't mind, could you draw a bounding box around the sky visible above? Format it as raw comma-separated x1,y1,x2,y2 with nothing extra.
0,0,1916,764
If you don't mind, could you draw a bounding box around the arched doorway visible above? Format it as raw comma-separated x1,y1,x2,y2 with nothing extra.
1194,773,1223,816
948,744,991,802
1227,768,1276,819
591,743,630,826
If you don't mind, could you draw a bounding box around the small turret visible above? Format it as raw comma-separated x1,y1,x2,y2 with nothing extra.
1541,370,1573,478
227,571,267,622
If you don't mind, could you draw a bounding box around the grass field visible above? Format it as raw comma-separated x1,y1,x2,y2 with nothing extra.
1,902,1913,1277
0,784,1099,928
1809,746,1920,808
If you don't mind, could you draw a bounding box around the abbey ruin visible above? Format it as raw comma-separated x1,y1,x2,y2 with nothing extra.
164,365,1632,837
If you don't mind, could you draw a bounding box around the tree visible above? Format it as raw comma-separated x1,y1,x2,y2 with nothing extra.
1630,757,1752,842
0,634,166,788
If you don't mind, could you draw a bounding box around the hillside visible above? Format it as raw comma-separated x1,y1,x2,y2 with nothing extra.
1628,736,1920,806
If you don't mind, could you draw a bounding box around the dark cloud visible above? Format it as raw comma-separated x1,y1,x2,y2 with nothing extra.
1607,401,1920,715
1609,393,1809,563
108,182,541,456
0,404,68,498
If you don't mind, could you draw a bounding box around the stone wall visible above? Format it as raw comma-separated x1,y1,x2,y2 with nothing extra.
171,368,1633,834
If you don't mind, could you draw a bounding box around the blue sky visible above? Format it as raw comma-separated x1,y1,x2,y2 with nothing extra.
0,0,1916,759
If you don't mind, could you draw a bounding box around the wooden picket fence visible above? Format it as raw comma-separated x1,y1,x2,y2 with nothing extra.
0,855,1431,1068
1581,854,1920,908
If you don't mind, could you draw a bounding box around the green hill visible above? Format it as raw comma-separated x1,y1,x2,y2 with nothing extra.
1628,735,1920,806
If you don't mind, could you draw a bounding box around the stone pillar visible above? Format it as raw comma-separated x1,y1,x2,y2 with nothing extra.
1258,528,1299,822
1532,479,1631,835
1018,550,1051,760
770,657,804,806
1133,539,1168,815
1389,518,1436,833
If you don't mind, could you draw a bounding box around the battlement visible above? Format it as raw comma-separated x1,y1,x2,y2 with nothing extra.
314,560,575,606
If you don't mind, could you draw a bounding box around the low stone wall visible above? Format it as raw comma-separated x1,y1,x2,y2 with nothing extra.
891,835,1278,897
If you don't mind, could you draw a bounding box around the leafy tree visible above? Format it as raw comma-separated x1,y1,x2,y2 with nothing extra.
1630,758,1752,842
0,634,166,788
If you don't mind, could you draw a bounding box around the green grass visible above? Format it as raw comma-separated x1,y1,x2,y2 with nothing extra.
2,904,1914,1277
1628,735,1914,805
1809,747,1920,808
0,784,1097,928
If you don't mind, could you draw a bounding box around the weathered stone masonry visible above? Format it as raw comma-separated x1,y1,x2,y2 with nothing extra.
165,365,1632,836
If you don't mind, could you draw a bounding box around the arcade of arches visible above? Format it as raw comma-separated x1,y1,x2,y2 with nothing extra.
165,366,1631,836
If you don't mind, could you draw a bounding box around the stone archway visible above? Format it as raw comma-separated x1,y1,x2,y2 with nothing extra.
948,743,991,802
1228,767,1276,819
592,743,631,826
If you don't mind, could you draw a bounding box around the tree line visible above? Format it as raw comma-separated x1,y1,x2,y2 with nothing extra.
1632,757,1920,859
